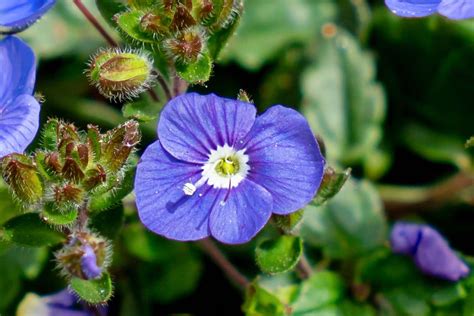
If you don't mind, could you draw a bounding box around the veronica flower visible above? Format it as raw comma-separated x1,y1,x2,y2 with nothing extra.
0,36,40,158
17,289,107,316
385,0,474,19
0,0,56,34
135,93,325,244
391,222,470,281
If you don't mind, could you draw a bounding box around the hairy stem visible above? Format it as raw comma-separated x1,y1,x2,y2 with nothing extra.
197,238,250,289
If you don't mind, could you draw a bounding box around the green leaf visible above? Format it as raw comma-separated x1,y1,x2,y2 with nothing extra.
302,179,387,259
431,283,467,307
223,0,337,70
70,273,113,304
41,204,78,226
242,282,288,316
256,236,303,275
401,123,471,170
291,271,345,314
313,167,351,206
175,52,212,84
2,213,65,247
96,0,127,26
89,163,136,212
0,254,21,311
302,30,386,168
115,10,156,44
383,289,431,316
2,246,48,280
122,98,160,122
147,252,203,303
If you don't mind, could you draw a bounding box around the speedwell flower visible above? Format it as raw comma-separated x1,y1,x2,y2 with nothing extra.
391,222,470,281
135,93,325,244
0,0,56,34
17,289,107,316
385,0,474,19
0,36,40,158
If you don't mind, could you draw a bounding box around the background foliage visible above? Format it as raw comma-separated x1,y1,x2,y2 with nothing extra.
0,0,473,315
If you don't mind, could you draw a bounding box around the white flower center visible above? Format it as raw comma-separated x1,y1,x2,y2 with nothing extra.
183,144,250,196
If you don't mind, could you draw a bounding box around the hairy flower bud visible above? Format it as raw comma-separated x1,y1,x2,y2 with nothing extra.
170,4,196,31
165,27,206,63
87,49,155,102
54,184,84,204
101,120,141,172
55,231,111,280
140,12,169,37
83,165,107,191
1,154,43,204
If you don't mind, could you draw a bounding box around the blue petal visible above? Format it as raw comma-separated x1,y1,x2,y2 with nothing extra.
0,0,56,34
438,0,474,19
390,222,422,255
0,94,40,157
135,141,213,241
209,179,272,244
414,226,470,281
385,0,441,17
0,36,36,101
239,106,325,215
158,93,257,163
80,245,102,280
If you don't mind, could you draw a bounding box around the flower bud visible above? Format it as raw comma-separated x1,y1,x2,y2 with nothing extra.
54,184,84,204
170,4,196,31
101,120,140,172
1,154,43,204
140,12,169,37
61,157,85,184
83,165,107,191
55,231,111,280
165,27,206,63
87,49,155,102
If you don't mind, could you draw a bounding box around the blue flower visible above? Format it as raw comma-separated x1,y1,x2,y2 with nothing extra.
385,0,474,19
135,93,325,244
0,36,40,158
80,244,103,280
17,289,107,316
391,222,470,281
0,0,56,34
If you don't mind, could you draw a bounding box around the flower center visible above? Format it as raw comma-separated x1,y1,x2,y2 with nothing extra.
182,144,250,196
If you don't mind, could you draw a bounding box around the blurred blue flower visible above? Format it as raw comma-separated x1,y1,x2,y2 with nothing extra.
16,289,107,316
0,36,40,158
80,244,102,280
0,0,56,34
135,93,325,244
385,0,474,19
391,222,470,281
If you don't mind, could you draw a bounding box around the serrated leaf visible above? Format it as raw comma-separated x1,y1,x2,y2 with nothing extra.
302,30,386,168
2,213,65,247
175,52,212,83
302,179,387,259
256,236,303,275
291,271,345,314
71,273,113,304
313,167,351,206
115,10,156,43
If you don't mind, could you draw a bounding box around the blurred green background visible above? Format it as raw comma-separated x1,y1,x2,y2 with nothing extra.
0,0,473,315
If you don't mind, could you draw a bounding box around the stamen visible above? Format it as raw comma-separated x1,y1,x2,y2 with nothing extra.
182,176,208,196
223,178,232,203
